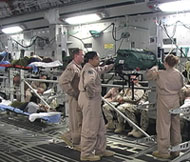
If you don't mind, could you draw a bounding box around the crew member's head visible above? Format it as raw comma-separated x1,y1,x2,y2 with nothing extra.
84,51,100,67
164,54,179,69
72,48,84,65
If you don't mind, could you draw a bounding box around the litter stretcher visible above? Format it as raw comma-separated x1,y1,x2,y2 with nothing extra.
0,104,61,123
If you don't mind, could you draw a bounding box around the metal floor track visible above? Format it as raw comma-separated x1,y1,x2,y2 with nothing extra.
0,113,189,162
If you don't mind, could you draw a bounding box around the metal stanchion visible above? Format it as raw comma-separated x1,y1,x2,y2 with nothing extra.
24,80,50,110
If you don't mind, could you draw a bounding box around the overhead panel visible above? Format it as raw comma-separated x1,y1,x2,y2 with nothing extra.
0,0,154,32
0,0,94,20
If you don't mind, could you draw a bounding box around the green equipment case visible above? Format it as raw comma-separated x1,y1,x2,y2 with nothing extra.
115,49,158,71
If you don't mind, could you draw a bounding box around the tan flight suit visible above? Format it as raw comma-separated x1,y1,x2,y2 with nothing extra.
146,67,184,154
78,63,113,157
59,60,82,145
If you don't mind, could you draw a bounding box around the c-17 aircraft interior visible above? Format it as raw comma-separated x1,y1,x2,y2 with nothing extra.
0,0,190,162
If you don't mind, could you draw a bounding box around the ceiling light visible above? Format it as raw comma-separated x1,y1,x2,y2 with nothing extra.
65,13,101,25
158,0,190,13
2,26,23,34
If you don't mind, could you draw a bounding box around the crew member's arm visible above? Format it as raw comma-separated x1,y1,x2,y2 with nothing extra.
97,64,114,75
146,66,159,81
59,66,77,98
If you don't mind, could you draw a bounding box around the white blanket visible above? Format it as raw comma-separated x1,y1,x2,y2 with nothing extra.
29,60,63,68
29,112,61,123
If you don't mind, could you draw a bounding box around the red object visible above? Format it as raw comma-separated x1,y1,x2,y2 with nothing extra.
136,67,140,71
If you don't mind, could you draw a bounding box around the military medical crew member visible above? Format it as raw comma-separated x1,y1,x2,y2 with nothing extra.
59,48,84,149
78,51,114,161
146,54,184,159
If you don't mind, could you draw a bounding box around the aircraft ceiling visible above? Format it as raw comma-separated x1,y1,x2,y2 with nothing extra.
0,0,94,19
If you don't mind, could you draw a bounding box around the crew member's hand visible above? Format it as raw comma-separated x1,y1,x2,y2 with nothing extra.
151,66,158,71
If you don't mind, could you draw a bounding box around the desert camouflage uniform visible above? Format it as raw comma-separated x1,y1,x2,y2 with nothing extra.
116,86,149,132
103,87,120,127
25,81,47,102
103,85,149,133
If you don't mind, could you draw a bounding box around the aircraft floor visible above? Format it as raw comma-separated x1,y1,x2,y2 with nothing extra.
0,112,188,162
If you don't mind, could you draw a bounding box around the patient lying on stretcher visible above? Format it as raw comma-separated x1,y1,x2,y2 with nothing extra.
10,101,49,114
0,96,61,123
